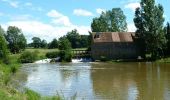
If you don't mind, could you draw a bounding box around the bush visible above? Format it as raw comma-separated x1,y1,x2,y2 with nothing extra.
19,51,38,63
59,50,72,62
46,51,59,58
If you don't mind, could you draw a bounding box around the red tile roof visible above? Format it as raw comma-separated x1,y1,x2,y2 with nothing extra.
93,32,135,43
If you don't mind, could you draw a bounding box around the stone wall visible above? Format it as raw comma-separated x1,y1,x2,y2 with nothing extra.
91,42,138,60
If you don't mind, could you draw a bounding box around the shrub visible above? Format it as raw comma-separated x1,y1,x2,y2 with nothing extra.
19,51,38,63
59,50,72,62
46,51,59,58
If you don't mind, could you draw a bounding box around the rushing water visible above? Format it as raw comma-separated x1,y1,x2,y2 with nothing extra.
12,62,170,100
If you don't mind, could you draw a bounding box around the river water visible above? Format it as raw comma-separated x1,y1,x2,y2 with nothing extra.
12,62,170,100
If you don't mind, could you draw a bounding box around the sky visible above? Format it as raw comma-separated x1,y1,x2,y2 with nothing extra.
0,0,170,43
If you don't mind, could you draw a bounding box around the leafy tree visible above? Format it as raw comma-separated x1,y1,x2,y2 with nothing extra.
48,38,58,49
165,22,170,56
6,26,27,54
66,29,80,48
65,29,90,48
91,8,127,32
32,37,41,48
80,35,89,48
0,26,8,60
40,39,47,48
18,34,27,51
134,0,166,60
58,36,72,62
58,36,71,50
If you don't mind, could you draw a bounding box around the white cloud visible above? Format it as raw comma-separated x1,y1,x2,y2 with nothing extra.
124,2,140,12
96,8,106,14
47,10,72,26
127,23,136,32
2,20,90,43
10,1,19,8
2,0,19,8
47,10,63,18
73,9,93,16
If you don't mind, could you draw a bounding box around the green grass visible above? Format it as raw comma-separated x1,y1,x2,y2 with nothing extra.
25,48,59,60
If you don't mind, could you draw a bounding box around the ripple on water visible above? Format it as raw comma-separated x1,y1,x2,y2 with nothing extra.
12,62,170,99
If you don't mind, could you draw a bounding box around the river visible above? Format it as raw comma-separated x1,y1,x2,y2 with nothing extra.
12,62,170,100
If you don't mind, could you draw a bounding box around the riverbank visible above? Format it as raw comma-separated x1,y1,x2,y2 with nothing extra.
0,53,67,100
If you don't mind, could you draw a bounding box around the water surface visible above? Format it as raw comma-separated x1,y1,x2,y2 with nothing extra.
13,62,170,100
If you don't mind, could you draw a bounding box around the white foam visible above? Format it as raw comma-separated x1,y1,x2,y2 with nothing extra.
35,59,51,64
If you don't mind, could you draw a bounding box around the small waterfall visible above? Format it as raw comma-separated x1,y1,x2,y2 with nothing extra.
35,59,51,64
72,58,92,63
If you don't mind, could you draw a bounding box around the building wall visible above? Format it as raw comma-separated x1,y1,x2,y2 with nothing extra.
91,42,138,60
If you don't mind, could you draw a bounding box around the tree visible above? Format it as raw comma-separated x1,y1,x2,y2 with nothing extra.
134,0,166,60
6,26,27,54
165,22,170,56
48,38,58,49
58,36,72,62
80,35,89,48
66,29,80,48
0,26,8,60
32,37,41,48
91,8,127,32
40,39,47,48
58,36,71,50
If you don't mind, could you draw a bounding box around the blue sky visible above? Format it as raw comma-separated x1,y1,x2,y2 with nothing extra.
0,0,169,42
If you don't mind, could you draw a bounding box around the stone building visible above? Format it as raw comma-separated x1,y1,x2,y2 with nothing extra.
91,32,138,60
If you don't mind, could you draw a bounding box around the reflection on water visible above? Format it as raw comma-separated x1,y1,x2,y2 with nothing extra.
13,62,170,100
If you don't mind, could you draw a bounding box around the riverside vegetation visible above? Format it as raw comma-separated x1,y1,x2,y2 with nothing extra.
0,49,78,100
0,26,75,99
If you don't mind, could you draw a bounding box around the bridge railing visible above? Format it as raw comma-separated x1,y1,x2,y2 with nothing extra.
72,50,91,58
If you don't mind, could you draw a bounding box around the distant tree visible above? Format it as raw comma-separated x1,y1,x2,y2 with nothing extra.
48,38,58,49
58,36,71,50
58,36,72,62
91,8,127,32
134,0,166,60
80,35,89,48
0,26,8,60
6,26,27,53
40,39,47,48
66,29,80,48
32,37,41,48
18,34,27,51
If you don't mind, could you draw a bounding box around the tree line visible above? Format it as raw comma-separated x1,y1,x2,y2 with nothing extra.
0,26,90,62
28,29,90,49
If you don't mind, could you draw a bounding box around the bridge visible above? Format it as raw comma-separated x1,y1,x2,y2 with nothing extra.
72,49,91,58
